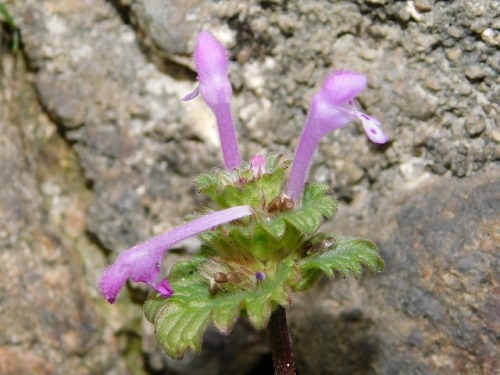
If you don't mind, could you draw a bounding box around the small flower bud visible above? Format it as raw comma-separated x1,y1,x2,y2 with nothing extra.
209,279,219,296
267,195,295,213
250,155,266,179
214,272,228,283
226,272,243,284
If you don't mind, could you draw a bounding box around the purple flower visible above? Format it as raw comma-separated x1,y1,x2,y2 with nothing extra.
99,206,253,303
100,34,388,305
184,34,387,201
183,31,242,170
286,71,388,200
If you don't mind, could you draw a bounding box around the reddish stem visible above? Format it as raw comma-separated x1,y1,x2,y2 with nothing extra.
267,306,296,375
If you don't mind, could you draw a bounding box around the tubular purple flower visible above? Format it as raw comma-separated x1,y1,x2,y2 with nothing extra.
99,205,254,303
183,31,242,170
287,71,388,200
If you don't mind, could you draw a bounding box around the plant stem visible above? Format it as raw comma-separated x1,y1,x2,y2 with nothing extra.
267,306,296,375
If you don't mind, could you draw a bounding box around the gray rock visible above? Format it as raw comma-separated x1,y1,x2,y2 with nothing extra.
465,114,486,137
465,65,487,81
414,0,432,13
0,53,129,374
291,169,499,375
130,0,205,57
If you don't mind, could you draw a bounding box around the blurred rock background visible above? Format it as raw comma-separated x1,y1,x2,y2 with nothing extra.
0,0,498,374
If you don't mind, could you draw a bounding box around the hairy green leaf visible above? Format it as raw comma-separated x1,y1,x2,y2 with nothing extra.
285,183,337,235
144,257,298,359
296,235,384,291
198,182,336,261
193,153,289,210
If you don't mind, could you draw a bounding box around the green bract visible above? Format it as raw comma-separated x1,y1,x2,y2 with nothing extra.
143,153,384,359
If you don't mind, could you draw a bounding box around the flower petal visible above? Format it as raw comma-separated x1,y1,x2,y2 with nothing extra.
99,205,254,303
190,31,241,170
194,31,232,108
321,71,367,105
154,279,174,298
182,85,200,101
309,95,358,135
359,113,388,144
287,70,386,200
194,32,230,96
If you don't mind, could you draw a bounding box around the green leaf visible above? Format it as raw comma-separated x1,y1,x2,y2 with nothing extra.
144,257,298,359
192,172,219,192
0,3,15,27
193,153,290,210
258,216,287,239
264,152,283,172
0,3,20,51
282,183,337,235
296,235,384,291
198,182,336,261
199,217,305,262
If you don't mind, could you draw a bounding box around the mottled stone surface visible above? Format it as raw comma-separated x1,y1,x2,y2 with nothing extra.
0,54,129,374
291,168,500,375
2,0,499,374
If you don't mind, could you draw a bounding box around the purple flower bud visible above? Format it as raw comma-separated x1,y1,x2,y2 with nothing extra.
250,155,266,179
255,272,266,281
99,205,253,303
183,31,241,170
154,278,174,298
287,71,388,200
